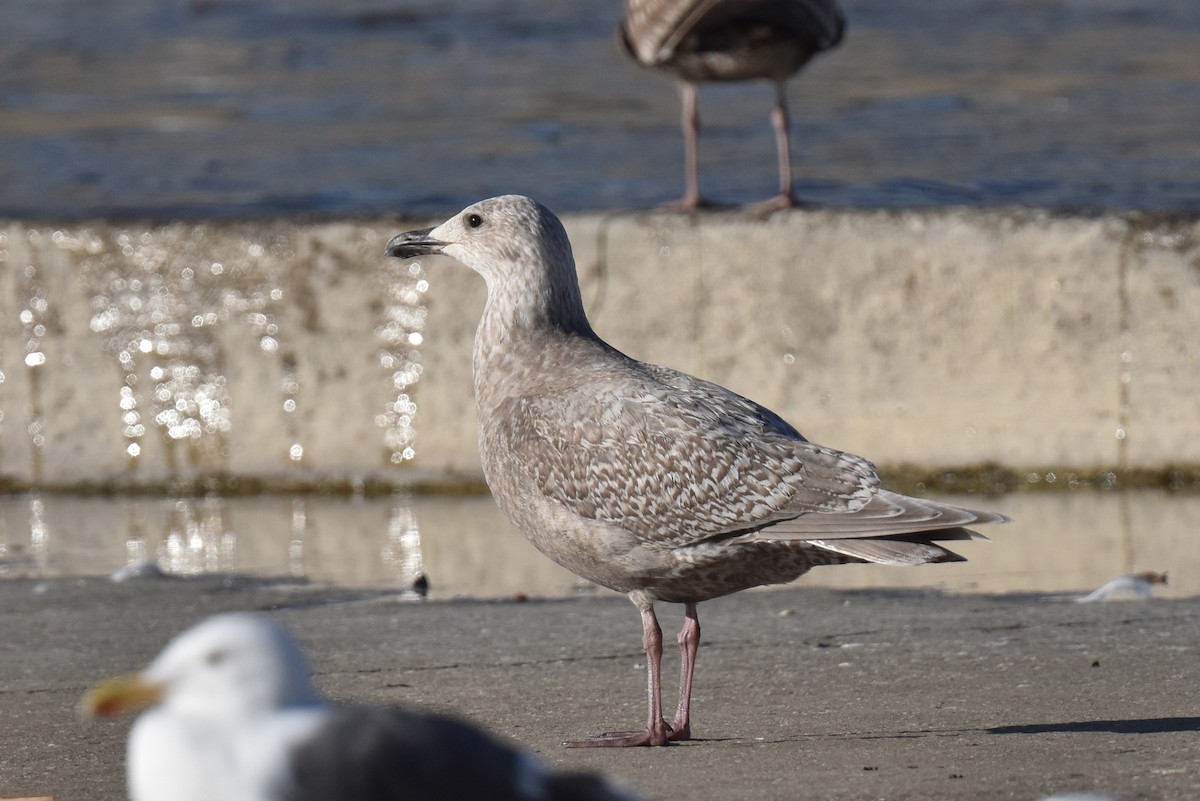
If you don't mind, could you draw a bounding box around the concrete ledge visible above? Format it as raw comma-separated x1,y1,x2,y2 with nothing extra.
1,208,1197,489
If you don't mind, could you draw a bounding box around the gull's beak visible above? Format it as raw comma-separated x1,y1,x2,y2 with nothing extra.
385,227,444,259
80,673,164,720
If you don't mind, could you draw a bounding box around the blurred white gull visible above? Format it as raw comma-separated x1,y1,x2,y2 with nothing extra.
1074,571,1167,603
82,613,640,801
385,195,1009,747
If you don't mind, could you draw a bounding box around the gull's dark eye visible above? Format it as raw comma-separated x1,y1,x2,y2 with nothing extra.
466,213,484,229
205,649,228,667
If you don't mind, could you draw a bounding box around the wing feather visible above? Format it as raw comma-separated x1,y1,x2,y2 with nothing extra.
496,359,879,550
488,351,1006,558
622,0,845,65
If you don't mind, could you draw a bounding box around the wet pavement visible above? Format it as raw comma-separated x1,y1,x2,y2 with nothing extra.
2,0,1199,218
1,577,1197,800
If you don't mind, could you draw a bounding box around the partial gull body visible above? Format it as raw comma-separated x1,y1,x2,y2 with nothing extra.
82,613,639,801
385,195,1009,747
1074,571,1167,603
620,0,845,210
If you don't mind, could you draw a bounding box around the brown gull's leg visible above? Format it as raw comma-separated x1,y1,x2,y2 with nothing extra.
749,80,799,215
567,604,677,747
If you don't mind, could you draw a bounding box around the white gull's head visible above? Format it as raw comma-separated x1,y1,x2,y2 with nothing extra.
385,195,589,333
386,195,570,281
84,612,319,723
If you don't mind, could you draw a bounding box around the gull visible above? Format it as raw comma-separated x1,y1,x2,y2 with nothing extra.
385,195,1009,747
1074,571,1168,603
82,613,640,800
619,0,845,211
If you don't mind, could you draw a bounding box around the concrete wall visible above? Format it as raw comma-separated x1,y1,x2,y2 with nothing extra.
1,208,1197,491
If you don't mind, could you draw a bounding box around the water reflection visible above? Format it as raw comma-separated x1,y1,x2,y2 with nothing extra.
66,224,304,469
1,221,431,487
158,496,236,576
375,261,428,464
0,491,1194,600
17,256,50,480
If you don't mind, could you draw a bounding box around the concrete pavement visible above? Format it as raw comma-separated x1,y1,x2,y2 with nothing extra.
1,576,1196,800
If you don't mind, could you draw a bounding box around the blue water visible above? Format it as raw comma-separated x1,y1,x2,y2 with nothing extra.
1,0,1198,218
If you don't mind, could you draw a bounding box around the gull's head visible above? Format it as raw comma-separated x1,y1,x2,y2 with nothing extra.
385,195,573,284
82,613,319,723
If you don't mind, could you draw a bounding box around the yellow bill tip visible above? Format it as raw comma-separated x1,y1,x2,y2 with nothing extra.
79,674,163,720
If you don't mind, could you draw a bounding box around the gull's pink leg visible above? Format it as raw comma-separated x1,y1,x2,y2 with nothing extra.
773,80,796,204
750,81,799,215
567,604,674,747
669,602,700,740
663,81,713,211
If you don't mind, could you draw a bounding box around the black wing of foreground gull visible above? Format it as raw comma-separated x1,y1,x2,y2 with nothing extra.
82,613,641,801
619,0,846,211
386,195,1009,747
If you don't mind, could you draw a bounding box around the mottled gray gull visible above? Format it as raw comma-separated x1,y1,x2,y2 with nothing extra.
385,195,1009,747
82,613,640,800
620,0,845,210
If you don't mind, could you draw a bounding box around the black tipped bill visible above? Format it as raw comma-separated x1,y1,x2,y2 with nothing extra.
385,227,443,259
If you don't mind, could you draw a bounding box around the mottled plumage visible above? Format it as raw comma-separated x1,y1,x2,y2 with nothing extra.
620,0,846,210
386,195,1008,746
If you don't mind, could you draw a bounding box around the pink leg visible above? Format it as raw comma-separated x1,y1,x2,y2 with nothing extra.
750,81,798,214
668,82,710,211
669,602,700,740
567,604,676,747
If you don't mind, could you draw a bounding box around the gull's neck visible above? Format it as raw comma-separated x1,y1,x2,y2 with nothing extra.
472,250,597,404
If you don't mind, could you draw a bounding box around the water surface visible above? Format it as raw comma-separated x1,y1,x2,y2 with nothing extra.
2,490,1194,600
2,0,1198,217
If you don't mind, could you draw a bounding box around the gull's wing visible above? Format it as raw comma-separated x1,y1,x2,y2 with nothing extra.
285,705,638,801
622,0,845,65
495,358,881,551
